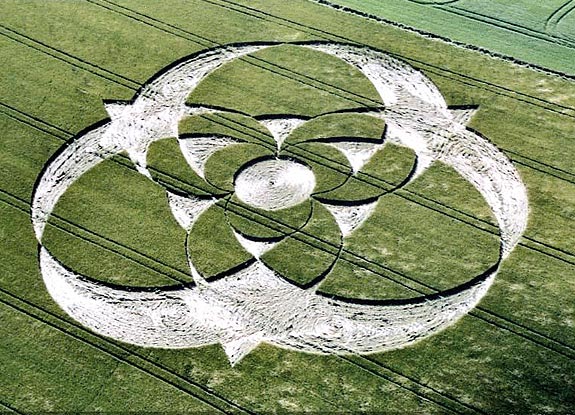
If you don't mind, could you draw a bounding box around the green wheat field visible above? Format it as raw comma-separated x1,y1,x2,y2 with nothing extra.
1,0,574,413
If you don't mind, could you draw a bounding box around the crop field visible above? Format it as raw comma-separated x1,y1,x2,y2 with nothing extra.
320,0,575,76
1,0,574,413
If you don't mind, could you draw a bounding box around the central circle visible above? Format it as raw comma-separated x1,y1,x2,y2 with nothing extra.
235,158,316,211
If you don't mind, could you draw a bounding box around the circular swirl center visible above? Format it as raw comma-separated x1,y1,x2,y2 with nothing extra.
235,159,316,211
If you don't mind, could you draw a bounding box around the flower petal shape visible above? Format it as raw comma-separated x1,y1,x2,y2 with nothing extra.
186,202,253,281
283,112,385,147
179,134,242,180
146,137,225,198
32,42,528,367
180,111,277,149
260,201,342,288
225,194,313,241
282,143,352,195
203,142,274,192
314,142,416,204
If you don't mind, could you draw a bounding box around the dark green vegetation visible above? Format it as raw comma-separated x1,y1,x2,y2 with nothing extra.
323,0,575,76
1,0,574,413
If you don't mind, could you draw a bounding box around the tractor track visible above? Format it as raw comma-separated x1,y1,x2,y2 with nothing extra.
83,0,575,118
2,23,575,267
1,25,574,282
442,4,575,49
0,191,482,413
546,0,575,33
0,287,255,415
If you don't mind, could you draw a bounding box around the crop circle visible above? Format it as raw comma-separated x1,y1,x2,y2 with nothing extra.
234,158,316,211
32,41,528,365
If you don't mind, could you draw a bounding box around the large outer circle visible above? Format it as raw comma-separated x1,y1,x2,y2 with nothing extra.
31,41,528,364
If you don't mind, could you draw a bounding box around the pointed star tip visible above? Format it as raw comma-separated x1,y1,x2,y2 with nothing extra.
222,335,262,366
104,101,131,120
449,106,479,126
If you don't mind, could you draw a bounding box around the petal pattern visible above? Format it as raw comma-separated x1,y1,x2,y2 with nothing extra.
283,142,351,195
260,201,342,288
151,101,418,289
179,134,242,179
187,202,253,280
146,137,225,198
203,143,273,191
314,142,416,204
283,112,385,147
225,194,313,241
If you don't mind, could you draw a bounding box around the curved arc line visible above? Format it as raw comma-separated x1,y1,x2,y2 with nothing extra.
0,27,564,364
309,144,419,207
184,106,278,150
258,199,345,290
545,0,575,31
32,43,273,241
311,174,353,199
406,0,461,5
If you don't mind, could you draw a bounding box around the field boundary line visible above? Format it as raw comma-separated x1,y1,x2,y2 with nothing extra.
5,2,575,142
309,0,575,80
443,4,575,49
90,0,575,121
214,0,575,118
70,0,575,179
2,1,572,410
